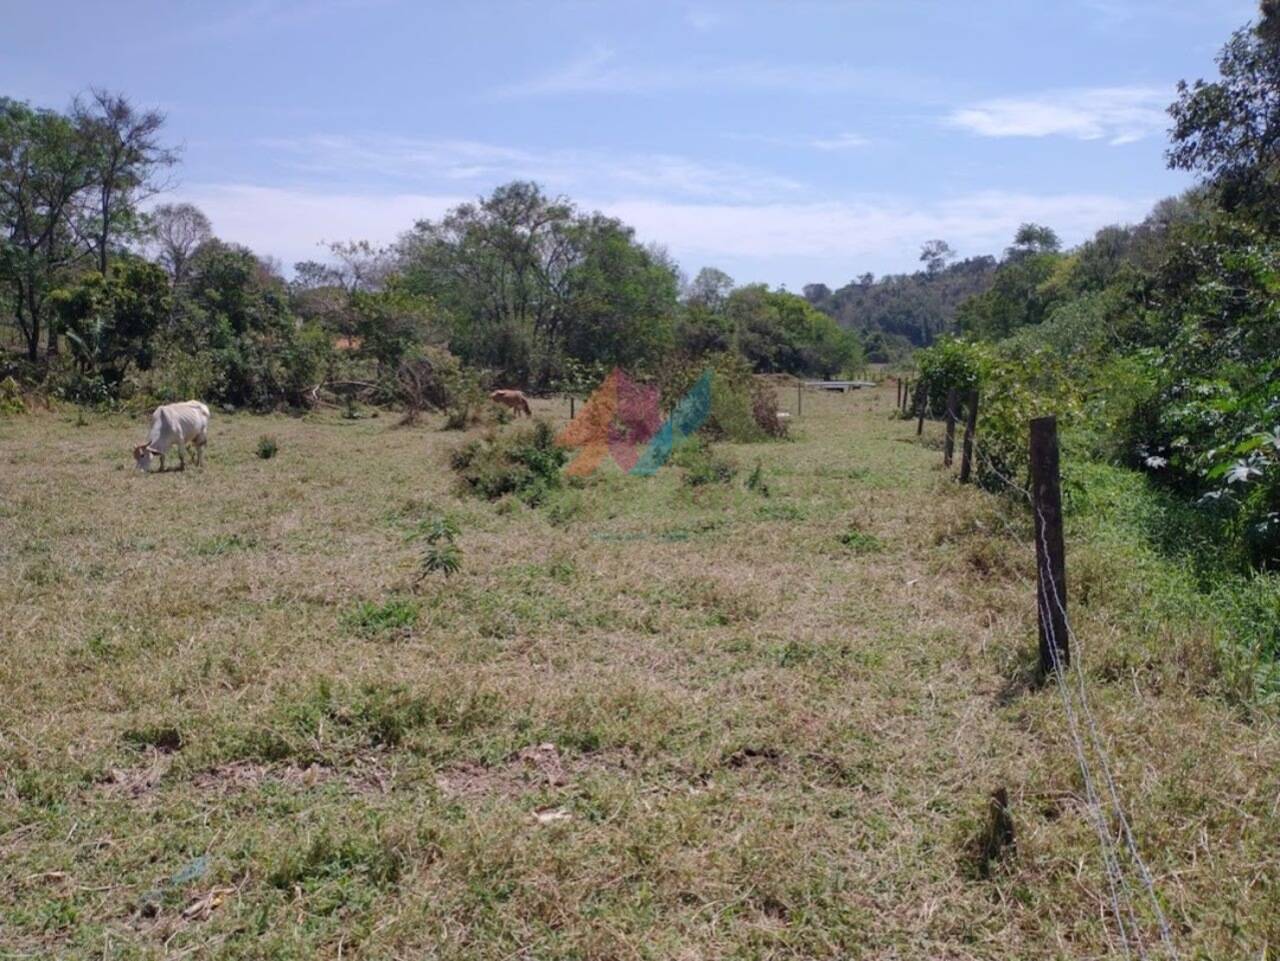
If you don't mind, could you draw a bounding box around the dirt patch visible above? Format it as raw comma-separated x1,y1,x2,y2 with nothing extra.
436,743,632,799
97,750,173,798
191,757,394,795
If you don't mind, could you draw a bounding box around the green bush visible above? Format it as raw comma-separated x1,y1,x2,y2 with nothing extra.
256,435,279,459
672,437,737,486
0,376,26,415
343,598,420,638
914,338,984,417
450,419,568,504
657,352,786,443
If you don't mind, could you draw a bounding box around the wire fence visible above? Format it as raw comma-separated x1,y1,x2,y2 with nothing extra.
962,424,1180,961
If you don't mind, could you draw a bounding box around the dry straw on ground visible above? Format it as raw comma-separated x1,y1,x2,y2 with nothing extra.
0,387,1276,959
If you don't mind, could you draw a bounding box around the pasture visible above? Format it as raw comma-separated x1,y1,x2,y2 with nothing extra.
1,385,1277,959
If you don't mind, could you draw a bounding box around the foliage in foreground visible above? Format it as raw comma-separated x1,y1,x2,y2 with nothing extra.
449,420,568,504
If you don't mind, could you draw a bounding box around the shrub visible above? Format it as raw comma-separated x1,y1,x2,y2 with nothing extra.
750,380,788,438
0,376,25,416
396,345,480,425
672,437,738,486
838,525,883,554
256,435,279,459
658,352,779,443
915,338,985,417
450,420,568,503
344,599,419,638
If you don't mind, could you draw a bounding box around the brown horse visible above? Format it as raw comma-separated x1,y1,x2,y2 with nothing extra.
489,389,532,417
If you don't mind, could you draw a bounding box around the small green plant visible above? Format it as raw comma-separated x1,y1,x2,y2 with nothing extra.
413,513,462,581
193,532,259,557
256,435,279,459
442,406,471,431
0,377,26,416
672,438,737,487
746,461,770,496
838,525,883,554
344,598,420,637
420,542,462,579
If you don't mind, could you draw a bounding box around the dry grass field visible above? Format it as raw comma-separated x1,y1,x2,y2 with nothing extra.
1,385,1277,959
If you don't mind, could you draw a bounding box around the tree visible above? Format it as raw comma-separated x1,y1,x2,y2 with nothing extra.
72,90,176,277
686,267,734,311
726,284,861,377
919,239,956,274
1167,12,1280,217
1005,223,1061,259
174,240,328,408
51,258,170,391
398,181,678,385
147,202,211,286
0,98,98,361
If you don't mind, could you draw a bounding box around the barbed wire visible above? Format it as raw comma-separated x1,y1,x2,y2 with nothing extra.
953,426,1180,960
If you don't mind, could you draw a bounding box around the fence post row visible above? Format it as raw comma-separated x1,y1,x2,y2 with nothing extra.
959,389,979,483
1030,415,1069,675
943,388,958,467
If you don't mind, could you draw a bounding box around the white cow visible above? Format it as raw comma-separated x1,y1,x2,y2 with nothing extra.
133,401,210,473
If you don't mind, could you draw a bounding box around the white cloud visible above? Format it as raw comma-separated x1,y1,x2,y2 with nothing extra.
261,134,804,202
947,86,1169,145
179,184,466,268
175,182,1154,286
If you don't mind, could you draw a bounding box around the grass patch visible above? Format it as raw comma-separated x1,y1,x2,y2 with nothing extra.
343,598,420,638
192,532,259,556
838,525,883,554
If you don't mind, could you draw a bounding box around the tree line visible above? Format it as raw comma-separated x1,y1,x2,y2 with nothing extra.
1,105,863,411
914,2,1280,570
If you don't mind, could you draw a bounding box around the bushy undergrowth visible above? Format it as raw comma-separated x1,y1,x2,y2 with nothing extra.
1067,461,1280,700
672,437,738,486
450,419,568,504
658,352,788,442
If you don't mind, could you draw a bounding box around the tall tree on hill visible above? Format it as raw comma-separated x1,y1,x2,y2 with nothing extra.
919,239,956,274
73,90,176,277
0,98,98,361
147,202,211,286
1167,6,1280,219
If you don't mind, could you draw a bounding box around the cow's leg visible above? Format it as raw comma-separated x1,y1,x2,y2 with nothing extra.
176,445,185,471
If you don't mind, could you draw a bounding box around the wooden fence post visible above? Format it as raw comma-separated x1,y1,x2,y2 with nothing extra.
569,395,576,419
943,388,958,466
916,384,927,436
959,389,979,483
903,379,911,415
896,378,904,411
797,380,803,417
1030,416,1069,675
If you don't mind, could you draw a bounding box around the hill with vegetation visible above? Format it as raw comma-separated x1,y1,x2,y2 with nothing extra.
802,250,998,360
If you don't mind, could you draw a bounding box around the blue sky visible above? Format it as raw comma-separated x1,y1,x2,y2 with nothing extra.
1,0,1258,289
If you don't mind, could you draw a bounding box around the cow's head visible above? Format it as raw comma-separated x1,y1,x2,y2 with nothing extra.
133,444,159,472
